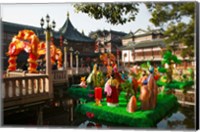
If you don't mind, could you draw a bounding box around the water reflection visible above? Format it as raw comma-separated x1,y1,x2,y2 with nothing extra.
157,105,195,129
79,120,108,128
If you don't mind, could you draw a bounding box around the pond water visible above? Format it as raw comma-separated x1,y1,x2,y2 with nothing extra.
156,105,195,129
3,97,195,130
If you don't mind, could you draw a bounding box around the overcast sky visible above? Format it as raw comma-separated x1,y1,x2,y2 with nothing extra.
1,2,156,35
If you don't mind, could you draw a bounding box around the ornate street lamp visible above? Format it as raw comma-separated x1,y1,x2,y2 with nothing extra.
40,14,56,98
40,14,56,74
63,39,68,70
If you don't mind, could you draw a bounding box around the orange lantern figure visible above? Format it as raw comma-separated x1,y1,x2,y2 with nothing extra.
95,87,102,106
7,30,63,73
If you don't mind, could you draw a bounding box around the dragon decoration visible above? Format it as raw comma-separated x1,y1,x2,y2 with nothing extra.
7,30,63,73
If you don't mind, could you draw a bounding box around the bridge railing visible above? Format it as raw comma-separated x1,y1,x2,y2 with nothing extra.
52,70,68,84
2,74,50,108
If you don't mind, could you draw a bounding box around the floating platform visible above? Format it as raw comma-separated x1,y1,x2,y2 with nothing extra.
75,92,178,128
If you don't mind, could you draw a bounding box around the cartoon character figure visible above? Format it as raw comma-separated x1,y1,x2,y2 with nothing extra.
79,76,87,88
104,74,120,107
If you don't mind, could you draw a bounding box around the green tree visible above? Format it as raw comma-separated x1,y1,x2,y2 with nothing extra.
158,50,181,83
74,2,195,58
145,2,195,59
74,3,139,25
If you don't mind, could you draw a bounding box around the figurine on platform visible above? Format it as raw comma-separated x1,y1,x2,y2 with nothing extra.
104,72,120,107
147,67,158,109
86,63,98,88
127,95,137,113
139,70,150,110
113,64,124,84
79,76,87,88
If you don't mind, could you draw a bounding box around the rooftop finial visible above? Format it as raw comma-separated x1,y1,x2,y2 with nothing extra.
67,11,70,18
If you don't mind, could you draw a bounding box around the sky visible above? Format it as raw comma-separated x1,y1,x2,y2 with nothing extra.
1,2,156,36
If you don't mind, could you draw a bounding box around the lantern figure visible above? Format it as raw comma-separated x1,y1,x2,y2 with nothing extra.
95,87,102,106
60,36,63,47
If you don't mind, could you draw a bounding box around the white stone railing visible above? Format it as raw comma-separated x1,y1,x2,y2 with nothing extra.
2,74,49,100
52,70,68,84
5,71,26,77
67,68,90,76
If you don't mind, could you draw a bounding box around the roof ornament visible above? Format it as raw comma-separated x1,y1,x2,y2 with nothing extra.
67,11,70,18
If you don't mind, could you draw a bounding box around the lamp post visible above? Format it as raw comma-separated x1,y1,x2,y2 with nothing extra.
75,50,80,74
69,47,74,69
40,14,56,97
63,39,68,70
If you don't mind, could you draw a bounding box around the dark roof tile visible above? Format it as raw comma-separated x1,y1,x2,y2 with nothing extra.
59,17,95,43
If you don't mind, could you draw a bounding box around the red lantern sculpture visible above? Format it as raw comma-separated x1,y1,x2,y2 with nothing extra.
60,36,63,47
95,87,102,106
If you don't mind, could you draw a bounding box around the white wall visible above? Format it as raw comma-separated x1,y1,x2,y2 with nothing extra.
122,50,134,63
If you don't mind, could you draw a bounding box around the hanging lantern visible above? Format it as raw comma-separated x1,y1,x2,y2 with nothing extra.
60,36,63,47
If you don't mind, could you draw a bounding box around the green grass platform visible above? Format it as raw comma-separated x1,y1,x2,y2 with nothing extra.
75,92,178,128
67,85,105,101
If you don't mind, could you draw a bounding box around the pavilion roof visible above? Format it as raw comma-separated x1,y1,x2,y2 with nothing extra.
59,15,95,43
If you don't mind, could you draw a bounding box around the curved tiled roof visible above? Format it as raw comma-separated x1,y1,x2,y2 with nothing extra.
119,39,165,50
2,21,42,34
59,16,95,43
134,39,165,48
3,18,95,43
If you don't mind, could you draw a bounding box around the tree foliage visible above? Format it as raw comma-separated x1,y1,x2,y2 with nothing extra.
159,50,181,83
89,29,110,39
73,3,195,58
145,2,195,58
73,3,139,25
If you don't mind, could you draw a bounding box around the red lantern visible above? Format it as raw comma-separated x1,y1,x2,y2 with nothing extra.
95,87,102,100
60,36,63,47
94,87,102,106
29,53,37,60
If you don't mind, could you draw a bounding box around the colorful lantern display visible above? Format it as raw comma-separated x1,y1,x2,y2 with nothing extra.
95,87,102,106
7,30,63,73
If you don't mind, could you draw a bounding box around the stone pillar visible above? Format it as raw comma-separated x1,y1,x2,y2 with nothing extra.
76,54,79,74
70,50,73,68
